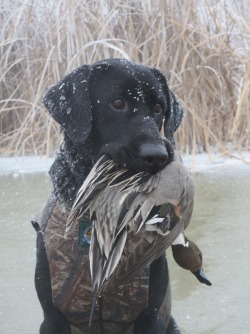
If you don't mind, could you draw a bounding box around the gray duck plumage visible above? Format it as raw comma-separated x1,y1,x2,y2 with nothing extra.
66,151,204,322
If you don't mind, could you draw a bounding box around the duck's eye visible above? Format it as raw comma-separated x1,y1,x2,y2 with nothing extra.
111,98,126,110
153,103,162,114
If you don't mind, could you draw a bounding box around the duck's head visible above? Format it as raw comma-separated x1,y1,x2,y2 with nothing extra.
171,233,212,286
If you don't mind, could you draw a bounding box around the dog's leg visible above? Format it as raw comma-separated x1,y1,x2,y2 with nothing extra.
35,230,71,334
133,255,180,334
133,255,167,334
166,315,181,334
149,256,181,334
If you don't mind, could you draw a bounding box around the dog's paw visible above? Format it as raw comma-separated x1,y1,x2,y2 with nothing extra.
40,318,71,334
133,308,166,334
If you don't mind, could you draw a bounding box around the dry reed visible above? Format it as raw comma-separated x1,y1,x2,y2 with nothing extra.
0,0,249,157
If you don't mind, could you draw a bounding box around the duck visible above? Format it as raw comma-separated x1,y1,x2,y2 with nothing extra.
66,151,210,323
171,232,211,286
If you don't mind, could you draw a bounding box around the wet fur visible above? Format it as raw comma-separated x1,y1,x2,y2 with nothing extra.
35,58,183,334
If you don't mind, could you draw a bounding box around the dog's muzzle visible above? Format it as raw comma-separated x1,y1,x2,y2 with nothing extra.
138,139,174,172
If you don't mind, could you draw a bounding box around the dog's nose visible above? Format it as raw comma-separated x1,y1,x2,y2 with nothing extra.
139,143,169,171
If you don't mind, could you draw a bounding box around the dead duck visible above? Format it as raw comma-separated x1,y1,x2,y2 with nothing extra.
171,232,212,286
66,151,208,322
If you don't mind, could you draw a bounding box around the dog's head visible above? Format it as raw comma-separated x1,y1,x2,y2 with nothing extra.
43,58,184,173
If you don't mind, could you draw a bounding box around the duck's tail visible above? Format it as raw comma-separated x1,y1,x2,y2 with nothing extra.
88,284,99,328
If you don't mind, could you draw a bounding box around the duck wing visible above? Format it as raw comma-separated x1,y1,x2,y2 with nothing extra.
115,160,194,234
66,153,194,324
66,155,148,234
102,160,194,289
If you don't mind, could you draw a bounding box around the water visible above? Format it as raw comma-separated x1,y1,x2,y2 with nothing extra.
0,173,50,334
0,168,250,334
168,167,250,333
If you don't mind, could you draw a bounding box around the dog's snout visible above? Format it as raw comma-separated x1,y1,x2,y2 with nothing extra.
139,143,169,171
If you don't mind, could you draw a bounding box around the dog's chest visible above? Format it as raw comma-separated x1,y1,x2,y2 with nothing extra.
38,195,150,325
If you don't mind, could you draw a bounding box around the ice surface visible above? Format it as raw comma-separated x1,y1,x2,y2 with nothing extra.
0,152,249,175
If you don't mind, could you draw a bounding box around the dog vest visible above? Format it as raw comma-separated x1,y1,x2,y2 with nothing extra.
35,194,170,329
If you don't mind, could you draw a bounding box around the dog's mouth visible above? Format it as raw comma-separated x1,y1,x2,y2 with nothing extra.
99,138,174,174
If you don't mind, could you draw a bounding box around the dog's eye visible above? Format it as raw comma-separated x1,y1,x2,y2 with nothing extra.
111,98,125,110
153,104,162,114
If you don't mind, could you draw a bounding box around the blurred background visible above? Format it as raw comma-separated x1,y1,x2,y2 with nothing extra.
0,0,249,158
0,1,250,334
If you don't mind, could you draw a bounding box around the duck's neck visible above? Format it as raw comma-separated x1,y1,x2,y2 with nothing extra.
172,233,189,247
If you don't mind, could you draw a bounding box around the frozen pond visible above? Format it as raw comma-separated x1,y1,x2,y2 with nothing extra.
0,165,250,333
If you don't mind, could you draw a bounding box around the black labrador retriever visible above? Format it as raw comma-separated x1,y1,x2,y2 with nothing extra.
34,58,184,334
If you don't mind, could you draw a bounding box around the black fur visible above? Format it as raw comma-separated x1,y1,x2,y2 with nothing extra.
35,58,184,333
133,255,170,334
35,232,71,334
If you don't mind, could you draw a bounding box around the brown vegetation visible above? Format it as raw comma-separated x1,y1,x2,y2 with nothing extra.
0,0,249,157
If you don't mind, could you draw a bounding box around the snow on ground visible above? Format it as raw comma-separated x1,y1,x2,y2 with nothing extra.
0,152,249,175
182,151,250,173
0,156,54,175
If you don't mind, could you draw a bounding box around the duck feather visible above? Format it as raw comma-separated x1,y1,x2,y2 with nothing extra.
66,152,194,322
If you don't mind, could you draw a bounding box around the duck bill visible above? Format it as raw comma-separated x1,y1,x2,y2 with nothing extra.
193,268,212,286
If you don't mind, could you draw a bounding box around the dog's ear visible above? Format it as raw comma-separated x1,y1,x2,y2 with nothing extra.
43,65,92,146
164,90,184,146
150,68,184,146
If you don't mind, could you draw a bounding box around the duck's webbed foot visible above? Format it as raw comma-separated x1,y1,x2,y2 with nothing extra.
133,308,166,334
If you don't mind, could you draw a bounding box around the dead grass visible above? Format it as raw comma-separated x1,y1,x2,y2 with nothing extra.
0,0,249,156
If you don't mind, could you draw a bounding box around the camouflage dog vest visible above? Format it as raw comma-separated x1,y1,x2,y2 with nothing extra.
35,194,170,332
